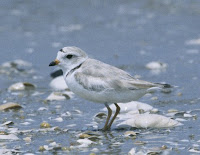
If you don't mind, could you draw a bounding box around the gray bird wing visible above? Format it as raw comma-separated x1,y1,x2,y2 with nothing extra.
74,59,158,92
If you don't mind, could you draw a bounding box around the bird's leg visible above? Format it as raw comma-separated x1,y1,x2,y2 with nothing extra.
107,103,120,130
103,103,112,131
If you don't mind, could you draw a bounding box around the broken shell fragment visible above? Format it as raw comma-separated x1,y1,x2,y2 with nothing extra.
8,82,35,91
134,141,146,145
94,112,107,119
1,121,14,126
53,117,63,122
0,131,8,135
128,148,136,155
124,131,137,137
2,59,32,68
45,91,74,101
0,102,22,111
77,138,94,147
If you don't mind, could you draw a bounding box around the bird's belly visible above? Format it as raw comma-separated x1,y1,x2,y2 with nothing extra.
66,75,146,103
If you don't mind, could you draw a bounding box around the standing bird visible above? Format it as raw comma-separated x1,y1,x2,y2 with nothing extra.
49,46,170,131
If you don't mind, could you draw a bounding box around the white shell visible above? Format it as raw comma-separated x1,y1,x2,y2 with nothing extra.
146,61,167,70
117,114,182,128
49,76,68,90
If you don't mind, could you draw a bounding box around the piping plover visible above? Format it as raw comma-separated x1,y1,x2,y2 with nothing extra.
49,46,171,131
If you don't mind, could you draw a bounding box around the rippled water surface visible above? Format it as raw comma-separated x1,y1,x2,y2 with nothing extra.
0,0,200,154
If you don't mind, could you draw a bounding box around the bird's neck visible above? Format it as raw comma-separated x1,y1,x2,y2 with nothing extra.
63,59,86,78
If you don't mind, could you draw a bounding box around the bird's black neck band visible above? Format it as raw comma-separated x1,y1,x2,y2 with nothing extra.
66,63,83,77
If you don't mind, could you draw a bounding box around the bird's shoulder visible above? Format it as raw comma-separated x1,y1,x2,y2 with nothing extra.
74,58,157,90
79,58,131,78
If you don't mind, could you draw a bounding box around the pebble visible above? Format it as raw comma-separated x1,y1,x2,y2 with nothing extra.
8,82,35,91
23,137,31,143
0,131,8,135
177,92,182,96
145,61,167,70
39,146,46,151
79,133,91,139
40,122,51,128
62,147,71,151
161,145,168,150
151,97,158,100
0,102,22,111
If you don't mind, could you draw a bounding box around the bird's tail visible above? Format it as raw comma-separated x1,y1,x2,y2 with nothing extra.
147,82,175,93
154,83,173,89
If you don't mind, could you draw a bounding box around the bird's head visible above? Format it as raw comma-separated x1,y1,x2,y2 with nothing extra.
49,46,88,73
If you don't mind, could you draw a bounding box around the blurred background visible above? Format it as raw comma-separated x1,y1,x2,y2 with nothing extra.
0,0,200,154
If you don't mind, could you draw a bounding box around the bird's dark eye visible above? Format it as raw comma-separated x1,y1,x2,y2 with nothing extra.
66,54,73,59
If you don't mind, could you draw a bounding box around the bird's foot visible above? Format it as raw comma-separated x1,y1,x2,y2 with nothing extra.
101,126,111,131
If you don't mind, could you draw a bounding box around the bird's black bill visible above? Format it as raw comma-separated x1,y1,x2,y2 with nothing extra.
49,61,57,66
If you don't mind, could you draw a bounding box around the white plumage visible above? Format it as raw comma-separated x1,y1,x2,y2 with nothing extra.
49,46,171,130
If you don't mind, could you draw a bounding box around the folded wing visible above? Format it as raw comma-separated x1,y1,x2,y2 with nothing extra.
74,59,160,92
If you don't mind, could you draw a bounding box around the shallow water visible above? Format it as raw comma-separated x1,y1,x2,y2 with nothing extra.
0,0,200,154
